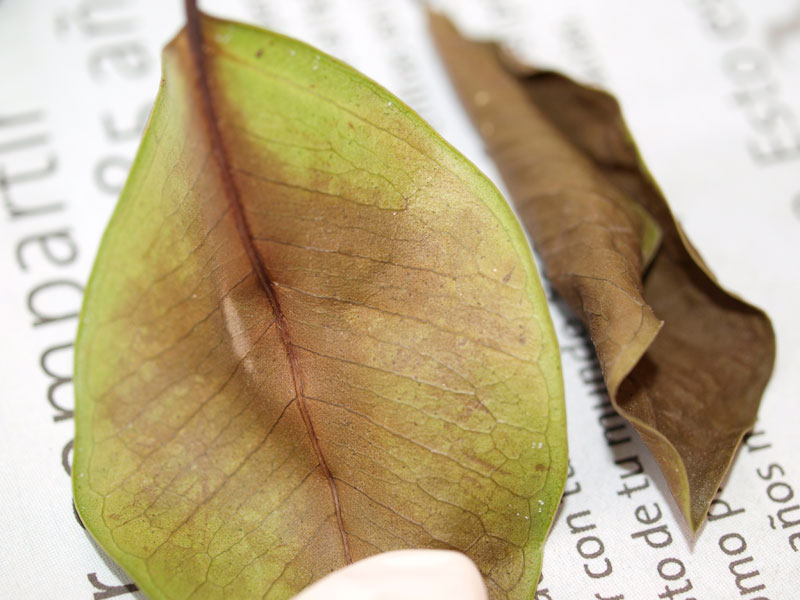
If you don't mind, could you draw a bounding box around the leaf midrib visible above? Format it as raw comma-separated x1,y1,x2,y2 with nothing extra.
183,1,352,564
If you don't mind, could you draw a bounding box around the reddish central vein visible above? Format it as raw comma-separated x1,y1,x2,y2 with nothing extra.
183,0,351,564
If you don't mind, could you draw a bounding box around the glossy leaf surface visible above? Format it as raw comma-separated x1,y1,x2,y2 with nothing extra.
73,12,566,600
430,13,774,532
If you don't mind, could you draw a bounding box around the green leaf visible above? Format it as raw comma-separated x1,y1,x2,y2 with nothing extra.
73,11,566,600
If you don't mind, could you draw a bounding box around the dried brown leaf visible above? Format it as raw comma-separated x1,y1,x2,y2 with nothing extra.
429,13,775,531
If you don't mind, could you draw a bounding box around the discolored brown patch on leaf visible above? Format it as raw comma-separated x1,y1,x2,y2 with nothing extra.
73,10,566,600
429,13,775,532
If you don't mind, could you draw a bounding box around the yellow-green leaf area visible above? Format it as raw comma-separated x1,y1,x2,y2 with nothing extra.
73,13,565,600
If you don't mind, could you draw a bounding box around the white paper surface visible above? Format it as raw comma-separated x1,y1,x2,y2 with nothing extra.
1,0,798,598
